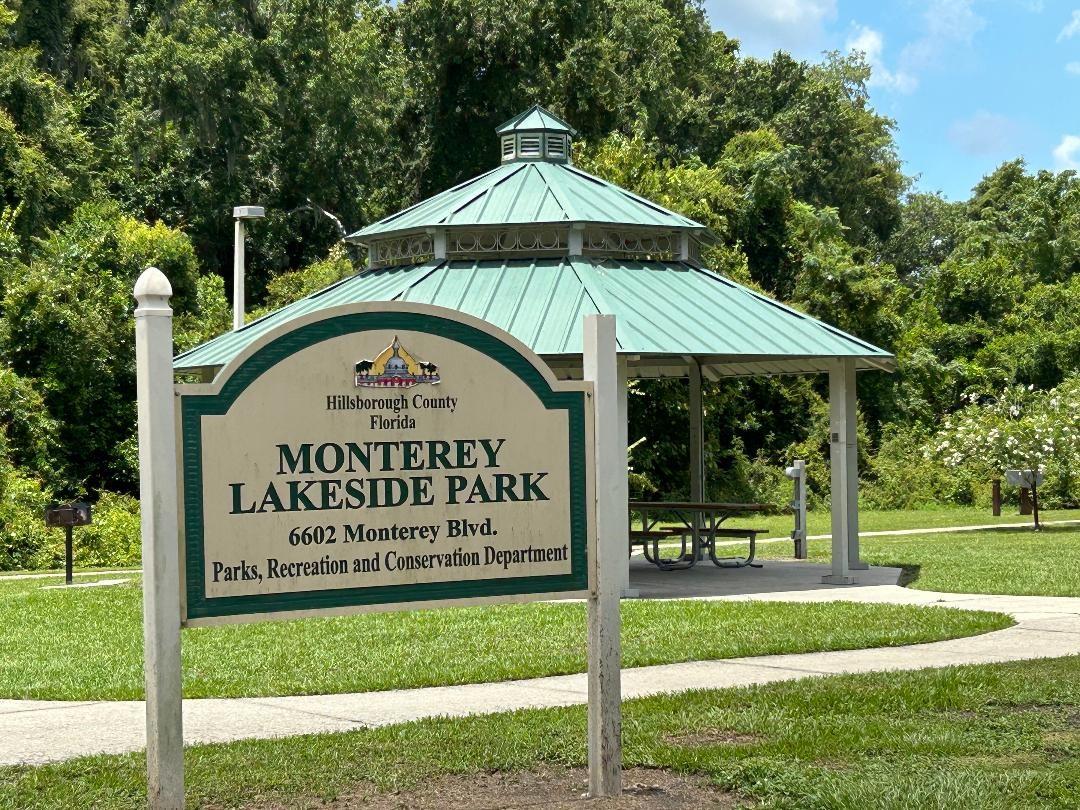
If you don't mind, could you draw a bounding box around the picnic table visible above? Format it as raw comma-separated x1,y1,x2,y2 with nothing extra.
628,501,771,570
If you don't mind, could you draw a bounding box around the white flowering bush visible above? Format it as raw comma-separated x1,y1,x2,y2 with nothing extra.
929,378,1080,507
865,424,978,509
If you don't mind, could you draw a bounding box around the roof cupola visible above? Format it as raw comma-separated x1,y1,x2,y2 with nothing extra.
496,104,577,164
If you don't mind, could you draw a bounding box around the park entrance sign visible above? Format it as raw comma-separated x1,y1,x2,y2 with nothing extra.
176,304,593,624
135,269,622,809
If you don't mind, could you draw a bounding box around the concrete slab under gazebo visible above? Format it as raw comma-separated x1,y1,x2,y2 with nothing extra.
175,104,895,590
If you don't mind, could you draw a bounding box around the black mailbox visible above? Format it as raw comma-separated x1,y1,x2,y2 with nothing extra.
45,503,92,528
44,502,92,583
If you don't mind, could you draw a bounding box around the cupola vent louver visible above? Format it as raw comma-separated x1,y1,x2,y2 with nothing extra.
496,104,576,164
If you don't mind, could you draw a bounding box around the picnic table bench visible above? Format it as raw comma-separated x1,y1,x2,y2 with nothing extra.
629,501,771,570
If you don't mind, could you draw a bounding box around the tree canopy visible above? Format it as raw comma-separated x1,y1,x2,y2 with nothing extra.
0,0,1074,534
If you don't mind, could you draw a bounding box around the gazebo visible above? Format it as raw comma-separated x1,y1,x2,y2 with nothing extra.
175,105,895,588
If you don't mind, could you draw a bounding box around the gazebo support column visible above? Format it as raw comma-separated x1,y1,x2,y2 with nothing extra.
689,358,705,553
617,355,637,597
823,358,863,584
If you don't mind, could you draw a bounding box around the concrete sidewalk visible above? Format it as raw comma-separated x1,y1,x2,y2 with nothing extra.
4,578,1079,767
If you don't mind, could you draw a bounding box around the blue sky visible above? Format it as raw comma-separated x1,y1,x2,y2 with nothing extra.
702,1,1080,200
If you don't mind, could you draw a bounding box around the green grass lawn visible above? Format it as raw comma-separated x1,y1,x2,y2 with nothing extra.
0,574,1009,701
4,655,1078,809
754,524,1080,596
715,505,1080,538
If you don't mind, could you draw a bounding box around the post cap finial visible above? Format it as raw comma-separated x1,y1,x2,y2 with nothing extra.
134,266,172,303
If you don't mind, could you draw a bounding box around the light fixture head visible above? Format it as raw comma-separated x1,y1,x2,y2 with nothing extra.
233,205,265,220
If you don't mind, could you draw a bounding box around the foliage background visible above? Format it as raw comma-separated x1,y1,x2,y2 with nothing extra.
0,0,1076,568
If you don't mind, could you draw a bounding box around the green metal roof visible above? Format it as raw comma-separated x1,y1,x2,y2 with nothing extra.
347,162,708,242
495,105,578,136
175,259,894,378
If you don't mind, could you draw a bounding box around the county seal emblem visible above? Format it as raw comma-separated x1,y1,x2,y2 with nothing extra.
354,337,440,388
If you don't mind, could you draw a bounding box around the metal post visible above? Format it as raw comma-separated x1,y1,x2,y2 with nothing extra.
65,525,73,584
232,218,245,330
842,359,865,570
583,314,622,798
134,267,184,809
788,459,807,559
992,478,1001,517
1031,478,1041,531
824,360,855,584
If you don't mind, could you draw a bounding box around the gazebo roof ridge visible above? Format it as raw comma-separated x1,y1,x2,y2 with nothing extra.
495,104,579,137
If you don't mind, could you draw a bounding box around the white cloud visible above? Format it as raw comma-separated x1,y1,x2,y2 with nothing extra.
1058,10,1080,41
948,111,1020,155
900,0,986,71
703,0,838,58
1053,135,1080,169
1067,61,1080,75
845,25,918,93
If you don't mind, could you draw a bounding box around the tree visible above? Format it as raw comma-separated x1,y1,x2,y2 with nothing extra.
0,7,95,244
882,192,967,282
0,201,203,494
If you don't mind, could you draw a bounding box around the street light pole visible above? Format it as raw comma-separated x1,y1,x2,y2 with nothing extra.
232,206,265,330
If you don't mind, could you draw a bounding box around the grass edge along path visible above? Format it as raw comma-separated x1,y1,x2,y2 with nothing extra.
755,525,1080,597
0,574,1011,701
721,506,1080,537
2,656,1078,809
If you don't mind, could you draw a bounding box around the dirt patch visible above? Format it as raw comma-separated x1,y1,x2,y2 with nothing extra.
664,730,761,747
982,702,1065,715
251,767,738,809
1042,729,1080,746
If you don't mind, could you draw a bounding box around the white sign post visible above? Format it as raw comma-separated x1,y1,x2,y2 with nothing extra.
134,268,184,809
584,314,622,797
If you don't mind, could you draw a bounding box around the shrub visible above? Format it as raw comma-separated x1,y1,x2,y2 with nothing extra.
863,424,980,510
0,452,56,570
0,443,141,571
259,244,354,312
74,491,141,568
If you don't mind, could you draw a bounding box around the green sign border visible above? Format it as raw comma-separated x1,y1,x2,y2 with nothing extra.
180,310,589,621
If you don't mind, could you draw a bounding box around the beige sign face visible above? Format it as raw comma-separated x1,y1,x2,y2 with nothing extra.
178,306,591,624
